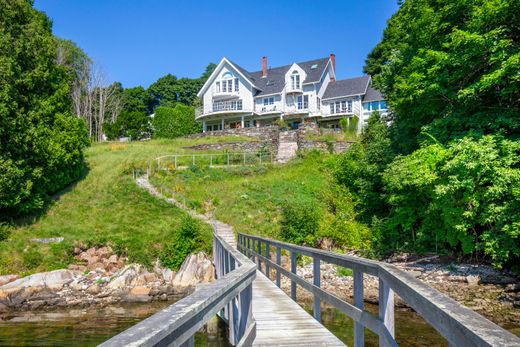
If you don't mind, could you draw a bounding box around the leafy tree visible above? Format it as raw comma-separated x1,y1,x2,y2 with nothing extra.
121,86,152,114
0,0,88,217
148,74,179,109
382,135,520,268
104,111,151,140
152,105,201,138
333,112,394,222
365,0,520,154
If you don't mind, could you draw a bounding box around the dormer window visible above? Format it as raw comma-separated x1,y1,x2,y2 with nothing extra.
290,70,300,90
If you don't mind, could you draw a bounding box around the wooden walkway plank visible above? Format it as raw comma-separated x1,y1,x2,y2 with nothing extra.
252,271,345,347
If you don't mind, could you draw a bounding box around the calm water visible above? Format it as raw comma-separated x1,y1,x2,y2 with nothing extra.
1,300,518,346
0,301,231,347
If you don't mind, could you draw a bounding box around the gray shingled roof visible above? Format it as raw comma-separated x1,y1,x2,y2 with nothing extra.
322,76,371,100
228,57,330,97
363,86,384,102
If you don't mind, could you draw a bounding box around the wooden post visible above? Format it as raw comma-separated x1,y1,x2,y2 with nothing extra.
257,239,262,271
180,335,194,347
313,258,321,322
354,270,364,347
276,247,281,288
192,155,195,166
291,251,297,301
379,278,395,347
243,152,246,165
174,156,177,169
247,237,251,258
238,283,253,342
210,154,213,167
265,241,270,280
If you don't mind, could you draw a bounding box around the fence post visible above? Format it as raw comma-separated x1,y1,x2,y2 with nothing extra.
313,258,321,322
276,247,281,288
174,156,177,169
265,241,270,280
354,270,365,347
378,278,395,347
256,239,262,271
243,152,246,165
291,251,297,301
210,154,213,167
192,155,195,166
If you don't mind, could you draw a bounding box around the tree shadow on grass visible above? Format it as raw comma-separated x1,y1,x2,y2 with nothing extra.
13,163,91,228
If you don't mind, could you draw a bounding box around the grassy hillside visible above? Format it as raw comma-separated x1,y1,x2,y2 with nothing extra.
0,137,252,275
151,151,370,250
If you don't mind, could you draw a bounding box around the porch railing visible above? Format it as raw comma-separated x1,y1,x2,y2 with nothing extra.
237,233,520,347
99,233,257,347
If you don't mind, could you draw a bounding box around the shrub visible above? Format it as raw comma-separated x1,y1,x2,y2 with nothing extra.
280,200,322,245
382,135,520,267
159,216,211,269
0,223,11,242
153,105,201,139
104,111,151,140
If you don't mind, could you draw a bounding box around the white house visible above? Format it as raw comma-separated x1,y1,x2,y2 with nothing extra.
196,54,388,132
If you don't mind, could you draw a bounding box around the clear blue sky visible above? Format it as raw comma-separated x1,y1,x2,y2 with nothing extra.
34,0,399,88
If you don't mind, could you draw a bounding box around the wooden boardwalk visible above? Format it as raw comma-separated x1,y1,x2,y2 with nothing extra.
252,271,345,346
137,176,345,346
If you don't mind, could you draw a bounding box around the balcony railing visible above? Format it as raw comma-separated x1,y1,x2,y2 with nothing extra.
257,105,278,113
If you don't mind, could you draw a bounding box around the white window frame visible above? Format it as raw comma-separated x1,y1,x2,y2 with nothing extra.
291,71,301,90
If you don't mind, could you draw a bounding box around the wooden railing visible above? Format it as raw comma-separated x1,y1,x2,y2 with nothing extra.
99,233,256,347
237,233,520,347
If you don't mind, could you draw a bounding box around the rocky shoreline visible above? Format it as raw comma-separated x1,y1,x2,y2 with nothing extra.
275,253,520,326
0,246,215,315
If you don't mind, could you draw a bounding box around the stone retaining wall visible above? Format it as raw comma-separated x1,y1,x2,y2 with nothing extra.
183,141,273,152
187,126,279,142
298,140,353,154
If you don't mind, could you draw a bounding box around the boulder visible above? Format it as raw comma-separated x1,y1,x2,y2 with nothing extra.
0,274,20,286
126,286,151,302
466,275,480,286
106,264,142,289
172,252,215,288
0,269,75,293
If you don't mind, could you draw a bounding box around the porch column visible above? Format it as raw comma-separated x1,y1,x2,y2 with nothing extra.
221,118,225,130
241,115,245,128
202,120,206,133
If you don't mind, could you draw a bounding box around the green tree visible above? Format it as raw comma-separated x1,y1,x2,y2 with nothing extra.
148,74,179,109
365,0,520,154
0,0,88,217
104,111,151,140
152,105,201,139
382,135,520,268
333,112,394,222
121,86,152,114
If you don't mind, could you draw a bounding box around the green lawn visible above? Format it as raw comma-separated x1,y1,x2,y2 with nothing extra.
0,137,250,275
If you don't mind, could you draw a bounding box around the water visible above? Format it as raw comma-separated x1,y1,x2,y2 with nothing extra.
0,302,231,347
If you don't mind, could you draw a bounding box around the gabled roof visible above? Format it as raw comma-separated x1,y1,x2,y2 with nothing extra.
248,57,330,97
363,86,385,102
322,76,371,100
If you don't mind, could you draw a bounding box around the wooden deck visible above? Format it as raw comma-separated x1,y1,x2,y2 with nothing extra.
252,271,345,346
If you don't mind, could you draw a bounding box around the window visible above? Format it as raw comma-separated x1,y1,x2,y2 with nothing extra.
263,97,274,106
222,80,227,93
341,101,347,113
291,70,301,90
330,103,334,114
363,102,370,111
234,78,239,92
347,100,352,112
371,101,379,110
228,80,233,93
380,101,387,109
335,101,341,113
216,82,220,93
297,95,308,109
317,97,320,110
218,72,237,94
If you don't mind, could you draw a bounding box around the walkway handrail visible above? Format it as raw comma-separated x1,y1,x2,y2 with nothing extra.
99,233,257,347
238,233,520,347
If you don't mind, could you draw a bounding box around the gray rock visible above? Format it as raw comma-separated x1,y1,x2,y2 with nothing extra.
172,252,215,288
106,264,142,289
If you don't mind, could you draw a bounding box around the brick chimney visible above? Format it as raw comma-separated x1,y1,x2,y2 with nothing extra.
330,53,336,82
262,56,268,78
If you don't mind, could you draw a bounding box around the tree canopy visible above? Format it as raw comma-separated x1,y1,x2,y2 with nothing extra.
0,0,88,217
365,0,520,154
